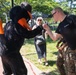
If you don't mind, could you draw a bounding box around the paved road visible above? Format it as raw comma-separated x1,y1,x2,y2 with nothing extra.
0,57,42,75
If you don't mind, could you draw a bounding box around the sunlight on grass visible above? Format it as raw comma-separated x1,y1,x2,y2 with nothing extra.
20,38,60,75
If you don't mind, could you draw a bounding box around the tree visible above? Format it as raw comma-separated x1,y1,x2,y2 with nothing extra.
0,0,76,22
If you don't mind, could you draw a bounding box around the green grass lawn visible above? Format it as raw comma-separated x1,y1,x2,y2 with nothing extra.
20,37,60,75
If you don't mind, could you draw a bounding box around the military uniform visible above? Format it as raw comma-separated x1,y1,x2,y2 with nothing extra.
64,47,76,75
56,51,66,75
56,38,67,75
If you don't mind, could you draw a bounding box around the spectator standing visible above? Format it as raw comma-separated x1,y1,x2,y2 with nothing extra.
32,17,48,66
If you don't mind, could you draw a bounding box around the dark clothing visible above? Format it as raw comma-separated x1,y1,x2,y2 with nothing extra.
64,47,76,75
4,21,42,54
56,15,76,50
56,51,66,75
1,5,43,75
10,6,30,23
2,21,42,75
1,21,42,75
34,26,46,59
56,39,67,75
0,34,8,56
56,15,76,75
2,52,27,75
35,42,46,59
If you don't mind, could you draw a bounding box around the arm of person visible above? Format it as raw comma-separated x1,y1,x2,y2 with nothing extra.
32,25,36,30
15,23,42,39
43,24,62,41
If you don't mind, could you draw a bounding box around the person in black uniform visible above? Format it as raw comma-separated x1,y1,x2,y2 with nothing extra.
32,17,48,66
43,7,76,75
1,2,43,75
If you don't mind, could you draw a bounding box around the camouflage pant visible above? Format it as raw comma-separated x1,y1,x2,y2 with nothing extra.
57,47,76,75
65,47,76,75
56,49,66,75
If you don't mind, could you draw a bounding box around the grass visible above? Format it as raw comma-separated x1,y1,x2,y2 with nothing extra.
20,37,60,75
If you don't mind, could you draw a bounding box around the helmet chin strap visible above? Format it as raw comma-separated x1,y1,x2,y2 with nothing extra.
18,18,32,30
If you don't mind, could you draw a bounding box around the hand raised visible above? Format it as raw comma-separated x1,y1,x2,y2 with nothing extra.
42,24,50,30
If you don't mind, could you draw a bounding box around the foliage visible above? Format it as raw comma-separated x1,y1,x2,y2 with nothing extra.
0,0,76,22
0,0,11,21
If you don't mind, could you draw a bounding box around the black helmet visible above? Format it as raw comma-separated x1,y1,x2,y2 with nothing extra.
21,2,32,13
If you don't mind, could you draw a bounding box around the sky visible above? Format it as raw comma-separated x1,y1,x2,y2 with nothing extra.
56,0,60,2
55,0,61,2
55,0,66,2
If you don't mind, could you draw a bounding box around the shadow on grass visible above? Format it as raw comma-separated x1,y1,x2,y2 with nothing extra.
40,69,60,75
22,52,56,66
52,52,58,55
47,60,56,66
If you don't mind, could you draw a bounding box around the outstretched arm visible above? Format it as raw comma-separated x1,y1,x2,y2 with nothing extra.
42,24,62,41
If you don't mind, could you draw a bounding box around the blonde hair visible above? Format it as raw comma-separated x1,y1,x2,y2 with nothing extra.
36,17,44,25
36,17,43,21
